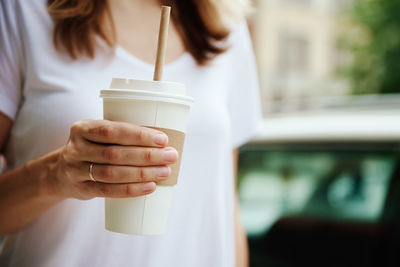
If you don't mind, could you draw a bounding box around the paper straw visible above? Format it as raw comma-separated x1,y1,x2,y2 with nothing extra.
153,6,171,81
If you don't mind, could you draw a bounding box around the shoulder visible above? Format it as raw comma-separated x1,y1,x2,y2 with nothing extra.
1,0,47,31
221,21,255,66
227,21,253,50
1,0,43,15
219,21,256,72
1,0,46,10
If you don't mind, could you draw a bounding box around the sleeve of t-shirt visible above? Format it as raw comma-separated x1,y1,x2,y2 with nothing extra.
227,22,263,148
0,1,24,120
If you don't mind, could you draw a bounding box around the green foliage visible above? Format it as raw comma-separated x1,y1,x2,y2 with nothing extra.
343,0,400,94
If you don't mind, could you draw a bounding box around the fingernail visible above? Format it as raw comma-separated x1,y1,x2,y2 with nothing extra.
157,166,171,177
163,148,178,163
153,133,168,146
141,182,156,193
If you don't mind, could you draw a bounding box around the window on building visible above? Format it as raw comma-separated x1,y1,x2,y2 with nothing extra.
278,31,310,76
281,0,312,6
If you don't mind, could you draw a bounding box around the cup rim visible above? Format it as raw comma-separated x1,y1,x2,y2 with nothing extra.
100,89,194,106
110,78,185,87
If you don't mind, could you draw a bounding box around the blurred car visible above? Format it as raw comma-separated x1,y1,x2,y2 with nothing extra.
238,95,400,267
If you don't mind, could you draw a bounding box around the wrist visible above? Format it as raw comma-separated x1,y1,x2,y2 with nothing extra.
24,149,65,201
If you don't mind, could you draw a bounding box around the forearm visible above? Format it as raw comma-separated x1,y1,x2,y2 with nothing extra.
232,148,249,267
234,194,249,267
0,149,64,235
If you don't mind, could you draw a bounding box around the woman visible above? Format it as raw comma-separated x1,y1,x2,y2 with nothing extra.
0,0,262,266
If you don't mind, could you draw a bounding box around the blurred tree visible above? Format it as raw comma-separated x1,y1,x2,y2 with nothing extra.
342,0,400,94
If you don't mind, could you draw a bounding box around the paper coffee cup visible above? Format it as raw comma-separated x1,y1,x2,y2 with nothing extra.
100,78,193,235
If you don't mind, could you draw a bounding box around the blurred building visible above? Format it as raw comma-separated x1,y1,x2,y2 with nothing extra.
249,0,352,115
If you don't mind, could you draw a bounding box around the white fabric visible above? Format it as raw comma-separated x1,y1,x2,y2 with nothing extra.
0,1,262,266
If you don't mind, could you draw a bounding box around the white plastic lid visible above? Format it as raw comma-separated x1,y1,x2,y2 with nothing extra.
100,78,193,106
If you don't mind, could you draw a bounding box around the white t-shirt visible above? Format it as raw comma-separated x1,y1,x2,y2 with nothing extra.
0,1,262,267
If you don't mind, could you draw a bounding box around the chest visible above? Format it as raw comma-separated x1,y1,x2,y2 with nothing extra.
18,48,233,153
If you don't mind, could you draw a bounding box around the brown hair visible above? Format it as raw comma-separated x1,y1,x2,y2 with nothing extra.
47,0,250,65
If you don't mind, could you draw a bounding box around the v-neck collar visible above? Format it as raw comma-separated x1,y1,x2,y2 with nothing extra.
115,45,192,72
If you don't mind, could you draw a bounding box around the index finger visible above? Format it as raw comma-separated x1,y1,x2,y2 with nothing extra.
72,120,168,147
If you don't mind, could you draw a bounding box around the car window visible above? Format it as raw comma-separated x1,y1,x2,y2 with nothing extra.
238,144,399,237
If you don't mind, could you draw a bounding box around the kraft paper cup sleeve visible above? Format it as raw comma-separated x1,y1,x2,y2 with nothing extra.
152,127,185,186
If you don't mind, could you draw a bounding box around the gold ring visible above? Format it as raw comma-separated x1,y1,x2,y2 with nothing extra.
89,162,96,182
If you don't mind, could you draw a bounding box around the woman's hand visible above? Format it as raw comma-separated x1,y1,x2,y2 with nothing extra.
0,116,178,234
50,119,177,200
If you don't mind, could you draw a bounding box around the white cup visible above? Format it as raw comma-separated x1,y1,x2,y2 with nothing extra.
100,78,193,235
